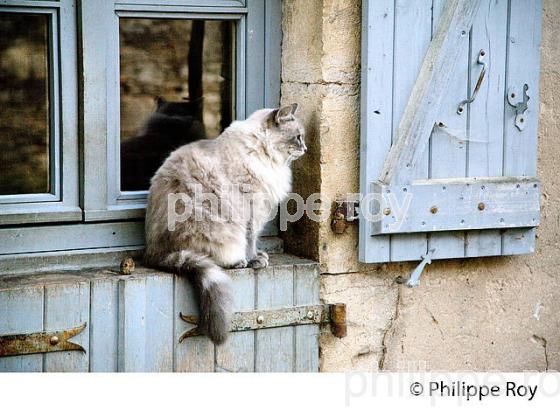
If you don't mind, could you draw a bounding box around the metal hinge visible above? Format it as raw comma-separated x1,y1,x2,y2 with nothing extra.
0,323,87,358
179,303,347,342
331,200,360,234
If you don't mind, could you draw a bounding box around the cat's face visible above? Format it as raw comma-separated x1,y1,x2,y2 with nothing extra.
265,104,306,161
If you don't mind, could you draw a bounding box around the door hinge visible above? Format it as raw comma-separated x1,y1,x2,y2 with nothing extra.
0,323,87,358
331,200,359,234
179,303,347,342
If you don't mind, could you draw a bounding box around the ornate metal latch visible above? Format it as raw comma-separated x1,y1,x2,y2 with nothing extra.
507,84,530,131
0,323,87,357
179,303,347,342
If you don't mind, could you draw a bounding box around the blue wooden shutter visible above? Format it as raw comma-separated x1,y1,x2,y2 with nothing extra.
359,0,542,263
0,256,321,372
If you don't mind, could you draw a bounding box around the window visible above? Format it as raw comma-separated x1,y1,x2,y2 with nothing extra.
0,2,80,227
0,0,281,261
119,18,235,191
0,13,50,196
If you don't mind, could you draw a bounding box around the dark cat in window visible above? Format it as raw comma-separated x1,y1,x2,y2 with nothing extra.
121,96,206,191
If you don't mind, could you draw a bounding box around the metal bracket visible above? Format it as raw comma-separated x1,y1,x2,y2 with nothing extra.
507,84,530,131
404,249,435,288
332,200,360,234
179,303,347,342
0,323,87,358
457,49,487,114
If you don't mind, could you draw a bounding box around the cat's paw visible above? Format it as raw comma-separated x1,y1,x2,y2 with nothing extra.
229,259,248,269
248,255,269,270
256,250,269,261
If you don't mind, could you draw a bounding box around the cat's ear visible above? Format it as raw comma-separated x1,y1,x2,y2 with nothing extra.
155,96,166,108
275,103,298,124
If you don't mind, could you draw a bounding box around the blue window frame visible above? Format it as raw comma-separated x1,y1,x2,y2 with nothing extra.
0,0,80,225
0,0,281,265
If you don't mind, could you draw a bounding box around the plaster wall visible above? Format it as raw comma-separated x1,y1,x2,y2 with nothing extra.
281,0,560,371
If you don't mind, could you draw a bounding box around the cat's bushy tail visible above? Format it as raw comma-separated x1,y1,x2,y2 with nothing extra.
154,250,232,345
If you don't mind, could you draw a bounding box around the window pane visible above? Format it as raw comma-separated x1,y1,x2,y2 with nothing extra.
0,13,50,195
119,18,235,192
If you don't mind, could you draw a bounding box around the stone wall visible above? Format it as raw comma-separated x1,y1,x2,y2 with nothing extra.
281,0,560,371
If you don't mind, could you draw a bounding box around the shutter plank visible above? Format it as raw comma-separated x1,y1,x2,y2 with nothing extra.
502,0,541,255
43,281,90,372
374,177,539,234
144,275,174,371
429,0,469,259
119,274,174,372
89,278,119,372
118,277,147,372
359,0,393,262
294,263,320,372
466,0,508,257
255,265,294,372
174,275,215,372
389,0,432,261
215,268,256,372
0,286,44,372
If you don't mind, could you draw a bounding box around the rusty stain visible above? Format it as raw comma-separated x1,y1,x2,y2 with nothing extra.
0,323,87,357
329,303,347,338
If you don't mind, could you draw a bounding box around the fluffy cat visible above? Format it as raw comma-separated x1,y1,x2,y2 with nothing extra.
121,97,206,191
144,104,306,344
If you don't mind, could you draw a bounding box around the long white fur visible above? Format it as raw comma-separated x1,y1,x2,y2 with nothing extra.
144,105,305,344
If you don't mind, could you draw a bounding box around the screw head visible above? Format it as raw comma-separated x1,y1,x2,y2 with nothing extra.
383,208,391,216
430,206,438,214
49,336,59,346
256,315,264,324
478,202,485,211
306,311,314,320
